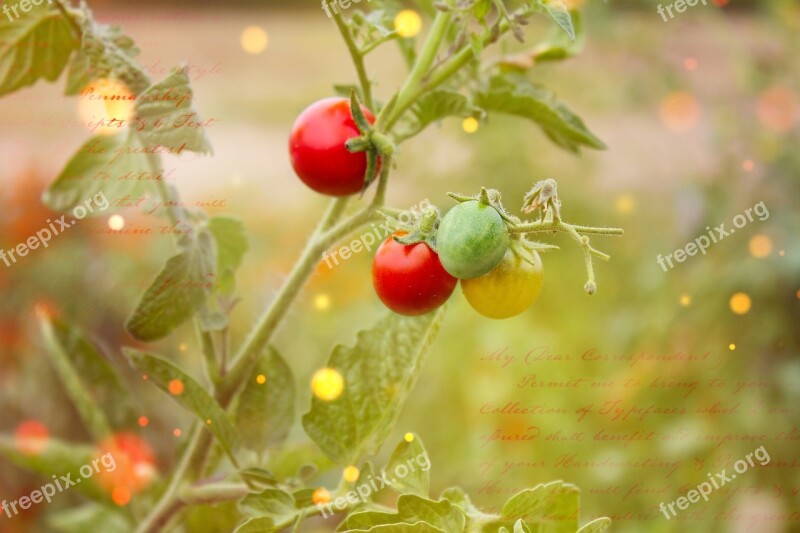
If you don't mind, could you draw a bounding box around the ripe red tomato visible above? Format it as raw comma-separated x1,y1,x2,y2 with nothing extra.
372,234,458,316
289,97,375,196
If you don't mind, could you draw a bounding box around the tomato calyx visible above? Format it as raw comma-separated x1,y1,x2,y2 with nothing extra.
380,205,443,252
343,90,397,193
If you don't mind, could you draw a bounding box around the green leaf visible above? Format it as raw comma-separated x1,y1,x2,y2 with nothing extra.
530,0,575,40
43,132,155,213
40,318,113,440
64,15,150,96
239,488,298,525
530,10,584,62
208,216,249,295
476,76,605,153
124,349,240,457
577,517,612,532
235,347,295,454
234,517,278,533
384,434,429,497
0,435,109,502
486,481,579,532
238,467,278,489
0,2,79,97
41,318,135,434
134,67,212,154
126,231,216,341
48,504,132,533
351,523,445,533
302,310,445,465
344,495,464,532
406,90,477,139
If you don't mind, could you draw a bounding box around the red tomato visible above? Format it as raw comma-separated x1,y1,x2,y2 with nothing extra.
289,97,375,196
372,234,457,316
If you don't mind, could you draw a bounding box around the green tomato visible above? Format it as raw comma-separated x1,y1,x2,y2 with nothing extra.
436,201,509,279
461,249,543,319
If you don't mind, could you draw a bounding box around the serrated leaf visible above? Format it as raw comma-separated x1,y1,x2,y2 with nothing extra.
134,67,212,154
63,15,150,97
485,481,579,532
207,216,248,291
0,435,109,502
531,0,575,40
234,517,278,533
40,318,112,440
41,318,135,438
384,434,429,497
407,90,477,137
348,522,446,533
239,488,297,524
577,517,612,532
0,2,79,97
126,231,216,341
43,132,154,213
343,495,464,532
124,349,240,457
476,76,605,153
235,346,295,454
48,504,132,533
302,310,445,465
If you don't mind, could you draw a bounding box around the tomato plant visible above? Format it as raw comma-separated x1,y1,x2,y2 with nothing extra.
289,97,377,196
461,248,544,319
372,232,457,316
0,0,623,531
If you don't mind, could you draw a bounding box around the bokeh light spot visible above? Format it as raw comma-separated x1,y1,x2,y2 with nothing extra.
680,294,691,307
241,26,269,54
312,368,344,401
256,374,267,385
748,234,772,258
112,486,132,506
729,293,751,315
395,10,422,38
343,465,360,483
660,91,701,132
108,215,125,231
462,117,479,134
168,379,184,396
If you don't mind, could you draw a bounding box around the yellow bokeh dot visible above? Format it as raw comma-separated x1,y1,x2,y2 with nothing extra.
206,419,212,425
314,294,331,311
748,234,772,258
77,78,135,135
312,487,331,505
108,215,125,231
342,465,360,483
462,117,479,134
256,374,267,385
395,10,422,38
659,91,701,132
729,293,751,315
614,194,635,215
241,26,268,54
729,343,736,351
179,343,188,353
679,294,691,307
311,368,344,401
404,432,414,443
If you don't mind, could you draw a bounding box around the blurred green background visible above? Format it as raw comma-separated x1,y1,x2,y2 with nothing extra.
0,0,798,531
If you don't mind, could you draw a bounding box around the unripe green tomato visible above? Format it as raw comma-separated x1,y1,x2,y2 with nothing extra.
461,249,543,319
436,201,509,279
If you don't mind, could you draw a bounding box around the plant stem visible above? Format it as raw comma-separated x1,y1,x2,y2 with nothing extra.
390,11,453,128
332,11,374,110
